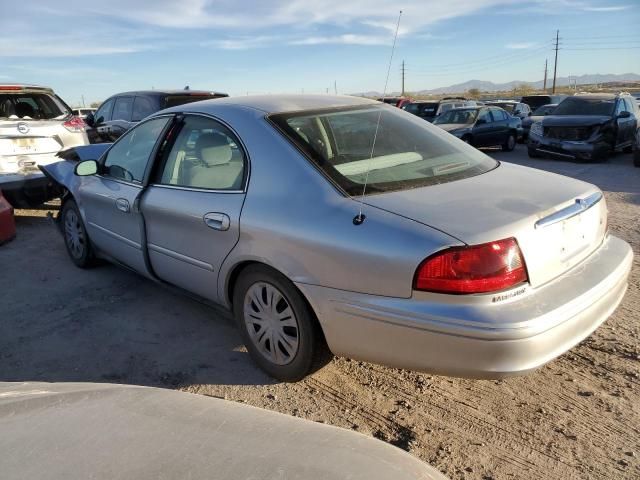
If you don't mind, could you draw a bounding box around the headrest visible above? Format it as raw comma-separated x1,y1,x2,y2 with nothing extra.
15,102,35,118
196,133,232,166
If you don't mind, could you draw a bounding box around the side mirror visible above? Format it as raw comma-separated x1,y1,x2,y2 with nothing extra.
75,159,98,176
84,112,95,127
618,111,631,119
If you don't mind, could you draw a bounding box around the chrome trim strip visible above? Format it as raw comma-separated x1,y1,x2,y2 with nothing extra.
535,191,603,229
536,148,574,159
148,183,244,194
147,243,214,271
88,222,141,249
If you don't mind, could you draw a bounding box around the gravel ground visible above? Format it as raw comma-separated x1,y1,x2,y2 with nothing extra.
1,144,638,479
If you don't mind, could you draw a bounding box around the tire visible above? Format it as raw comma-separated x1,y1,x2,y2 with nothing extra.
461,135,472,145
502,133,516,152
61,199,94,268
527,147,541,158
623,145,633,154
232,265,326,382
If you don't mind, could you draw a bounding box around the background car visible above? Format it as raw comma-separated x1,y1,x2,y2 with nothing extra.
86,89,228,143
484,100,531,120
520,103,557,141
528,92,638,161
520,94,568,111
42,95,631,383
0,84,88,206
433,106,521,150
377,96,412,108
71,107,97,120
403,97,477,122
0,382,449,480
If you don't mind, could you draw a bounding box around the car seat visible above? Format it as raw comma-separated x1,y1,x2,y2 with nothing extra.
187,133,243,190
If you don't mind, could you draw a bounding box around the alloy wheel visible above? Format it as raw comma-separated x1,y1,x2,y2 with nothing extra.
64,209,85,259
243,282,300,366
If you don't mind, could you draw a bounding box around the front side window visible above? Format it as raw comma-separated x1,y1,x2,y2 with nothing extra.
159,115,245,190
270,105,497,196
103,116,171,183
112,96,133,122
491,109,507,121
478,109,493,123
94,99,114,123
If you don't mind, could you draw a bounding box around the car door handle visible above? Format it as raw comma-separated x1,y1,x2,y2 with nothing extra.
203,212,230,231
115,198,130,213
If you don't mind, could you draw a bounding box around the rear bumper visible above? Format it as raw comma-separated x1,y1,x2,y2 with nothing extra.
298,235,632,378
528,134,609,160
0,172,55,207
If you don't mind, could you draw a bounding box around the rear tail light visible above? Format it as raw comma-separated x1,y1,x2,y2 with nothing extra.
63,116,86,133
414,237,528,294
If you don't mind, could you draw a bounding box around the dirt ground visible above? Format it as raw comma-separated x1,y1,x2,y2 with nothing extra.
1,144,639,480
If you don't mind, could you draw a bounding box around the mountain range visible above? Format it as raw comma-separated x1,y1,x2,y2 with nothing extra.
356,73,640,96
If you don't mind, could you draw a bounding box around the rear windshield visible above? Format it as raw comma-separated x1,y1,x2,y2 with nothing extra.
553,97,615,116
405,103,438,116
0,93,69,120
434,109,479,125
270,105,497,196
163,94,226,109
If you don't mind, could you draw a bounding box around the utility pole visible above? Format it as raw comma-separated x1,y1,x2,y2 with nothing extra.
552,30,559,94
543,59,548,92
81,95,85,107
334,80,337,95
401,60,406,96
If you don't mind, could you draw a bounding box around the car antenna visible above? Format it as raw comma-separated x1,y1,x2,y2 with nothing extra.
353,10,402,226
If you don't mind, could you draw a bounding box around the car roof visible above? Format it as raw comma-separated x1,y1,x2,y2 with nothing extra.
571,94,617,100
175,94,379,114
112,89,228,97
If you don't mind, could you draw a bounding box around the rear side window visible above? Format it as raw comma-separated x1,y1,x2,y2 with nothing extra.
270,105,497,196
0,93,67,120
132,96,157,122
158,115,245,190
492,109,507,121
162,94,225,109
112,96,133,121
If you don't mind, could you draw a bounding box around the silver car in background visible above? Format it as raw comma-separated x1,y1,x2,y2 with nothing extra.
0,84,88,206
42,95,633,382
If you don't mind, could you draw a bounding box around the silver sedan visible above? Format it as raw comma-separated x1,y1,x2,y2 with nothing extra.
42,95,633,381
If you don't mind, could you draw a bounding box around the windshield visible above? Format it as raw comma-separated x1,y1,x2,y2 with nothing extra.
270,105,497,196
434,109,479,125
533,104,556,116
521,95,552,110
553,97,615,116
487,103,515,113
0,92,69,120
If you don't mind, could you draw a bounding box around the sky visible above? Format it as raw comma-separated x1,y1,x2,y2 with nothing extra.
1,0,639,106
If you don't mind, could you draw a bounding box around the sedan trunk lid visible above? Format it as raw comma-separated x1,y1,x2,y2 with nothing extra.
363,162,607,288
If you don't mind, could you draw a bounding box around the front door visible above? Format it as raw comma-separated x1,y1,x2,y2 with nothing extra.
473,109,495,146
77,116,172,274
141,114,247,302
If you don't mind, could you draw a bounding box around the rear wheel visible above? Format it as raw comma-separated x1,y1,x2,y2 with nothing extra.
61,199,94,268
623,145,633,154
233,265,326,382
502,133,516,152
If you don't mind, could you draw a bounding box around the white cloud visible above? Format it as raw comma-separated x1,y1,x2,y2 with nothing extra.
290,34,391,46
582,5,631,12
506,42,538,49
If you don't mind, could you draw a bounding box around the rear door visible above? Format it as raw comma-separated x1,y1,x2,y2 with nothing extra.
77,116,173,274
141,114,247,302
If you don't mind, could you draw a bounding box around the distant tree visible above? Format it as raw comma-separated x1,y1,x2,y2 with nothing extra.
515,84,534,96
90,101,101,108
467,88,480,99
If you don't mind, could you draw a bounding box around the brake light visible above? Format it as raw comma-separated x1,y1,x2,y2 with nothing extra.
0,85,23,91
63,116,86,132
414,237,528,294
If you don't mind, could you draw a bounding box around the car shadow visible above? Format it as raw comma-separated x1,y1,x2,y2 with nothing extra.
0,211,276,388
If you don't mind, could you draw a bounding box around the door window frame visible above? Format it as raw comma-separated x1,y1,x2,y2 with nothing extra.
149,112,251,194
97,114,176,187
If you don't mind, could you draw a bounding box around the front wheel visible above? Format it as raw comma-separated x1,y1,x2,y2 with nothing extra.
233,265,326,382
502,133,516,152
527,147,541,158
61,199,94,268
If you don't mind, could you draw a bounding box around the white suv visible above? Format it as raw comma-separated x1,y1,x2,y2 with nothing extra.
0,84,88,206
